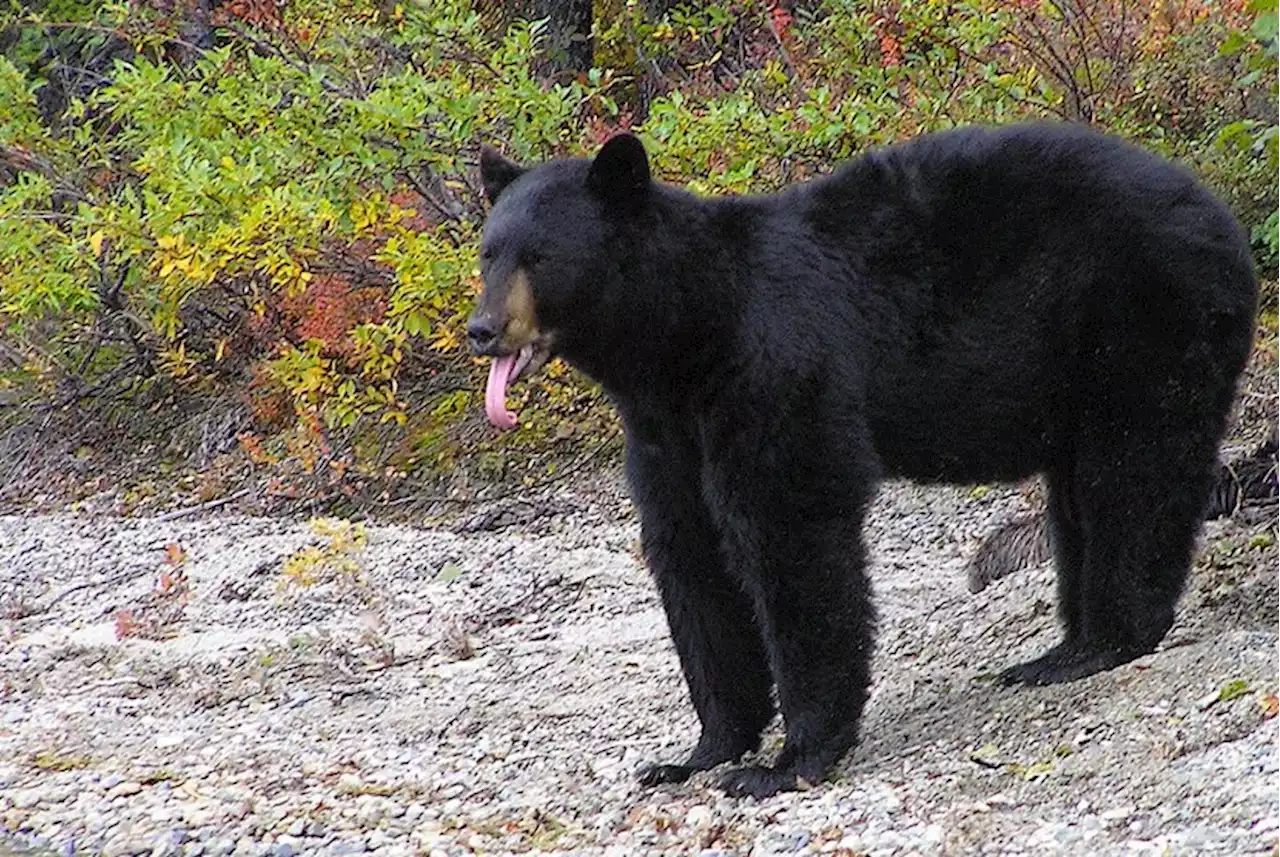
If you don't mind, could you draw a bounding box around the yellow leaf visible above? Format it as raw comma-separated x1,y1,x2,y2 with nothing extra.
221,156,235,170
89,230,106,257
215,338,228,362
431,329,459,352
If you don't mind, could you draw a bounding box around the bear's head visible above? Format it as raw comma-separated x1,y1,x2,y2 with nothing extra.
468,134,652,429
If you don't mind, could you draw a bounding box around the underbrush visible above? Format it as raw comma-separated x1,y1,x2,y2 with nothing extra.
1,0,1275,507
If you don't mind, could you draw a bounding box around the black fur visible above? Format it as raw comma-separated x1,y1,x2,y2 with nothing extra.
966,437,1279,593
473,123,1259,797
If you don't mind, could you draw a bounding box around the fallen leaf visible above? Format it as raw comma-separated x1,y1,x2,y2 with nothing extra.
114,609,139,640
164,543,186,566
1219,678,1251,703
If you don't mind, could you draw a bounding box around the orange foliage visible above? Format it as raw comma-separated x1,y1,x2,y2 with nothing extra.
386,190,435,232
583,111,635,146
1143,0,1250,52
280,275,387,357
246,366,292,430
213,0,284,30
874,15,904,69
768,2,794,42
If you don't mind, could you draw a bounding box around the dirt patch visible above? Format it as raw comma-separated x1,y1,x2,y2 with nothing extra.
1,468,1275,857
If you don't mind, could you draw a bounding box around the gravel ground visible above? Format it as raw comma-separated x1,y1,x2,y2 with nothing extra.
0,473,1276,857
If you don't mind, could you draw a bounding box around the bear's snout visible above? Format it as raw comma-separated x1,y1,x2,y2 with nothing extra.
467,313,504,355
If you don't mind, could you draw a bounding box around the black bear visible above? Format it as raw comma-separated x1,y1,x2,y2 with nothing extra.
467,123,1258,798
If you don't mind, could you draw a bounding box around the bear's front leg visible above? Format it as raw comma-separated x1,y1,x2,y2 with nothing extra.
698,411,879,798
716,516,877,799
624,426,776,787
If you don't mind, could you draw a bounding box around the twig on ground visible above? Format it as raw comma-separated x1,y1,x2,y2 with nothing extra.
34,565,153,617
153,488,252,523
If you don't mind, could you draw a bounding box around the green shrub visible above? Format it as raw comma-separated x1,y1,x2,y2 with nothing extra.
1212,0,1279,272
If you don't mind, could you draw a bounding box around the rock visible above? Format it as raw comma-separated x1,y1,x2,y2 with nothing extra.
181,803,219,828
684,805,712,829
11,789,42,809
151,829,187,857
354,796,386,825
436,783,464,800
835,833,866,853
104,837,153,856
1102,806,1135,823
286,819,307,837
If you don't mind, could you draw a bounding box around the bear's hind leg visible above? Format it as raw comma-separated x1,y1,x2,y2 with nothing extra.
1002,434,1218,686
1000,464,1091,685
1045,465,1087,635
626,437,775,787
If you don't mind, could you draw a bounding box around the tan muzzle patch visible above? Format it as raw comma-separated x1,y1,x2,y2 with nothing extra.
499,268,541,350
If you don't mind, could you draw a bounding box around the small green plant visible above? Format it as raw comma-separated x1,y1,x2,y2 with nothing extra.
1219,678,1252,702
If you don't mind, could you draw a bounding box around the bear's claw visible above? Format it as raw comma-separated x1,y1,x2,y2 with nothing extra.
717,765,813,799
1000,639,1154,686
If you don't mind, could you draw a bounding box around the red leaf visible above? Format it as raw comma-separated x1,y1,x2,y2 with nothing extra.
114,610,140,640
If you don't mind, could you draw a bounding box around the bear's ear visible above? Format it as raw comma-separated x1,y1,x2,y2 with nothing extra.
587,133,650,208
479,145,526,204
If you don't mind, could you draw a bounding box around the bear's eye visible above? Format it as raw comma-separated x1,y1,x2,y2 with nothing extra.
522,250,545,268
480,246,495,262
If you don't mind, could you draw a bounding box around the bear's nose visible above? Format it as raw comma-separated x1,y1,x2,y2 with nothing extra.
467,316,503,355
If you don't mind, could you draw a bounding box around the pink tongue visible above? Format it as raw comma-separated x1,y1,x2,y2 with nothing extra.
484,356,520,430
